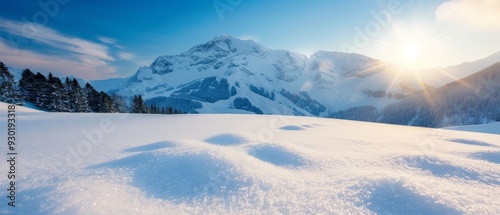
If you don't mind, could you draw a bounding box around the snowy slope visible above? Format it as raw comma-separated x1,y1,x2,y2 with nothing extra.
446,122,500,135
88,77,128,93
1,102,499,214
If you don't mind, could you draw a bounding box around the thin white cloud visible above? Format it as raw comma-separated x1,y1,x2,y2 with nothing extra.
238,35,259,42
118,52,135,60
97,36,117,45
136,59,153,66
0,38,117,79
0,18,114,61
435,0,500,30
0,17,145,79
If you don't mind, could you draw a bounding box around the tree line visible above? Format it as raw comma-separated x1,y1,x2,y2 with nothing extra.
0,62,183,114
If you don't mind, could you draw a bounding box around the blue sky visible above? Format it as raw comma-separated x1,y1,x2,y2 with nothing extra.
0,0,499,79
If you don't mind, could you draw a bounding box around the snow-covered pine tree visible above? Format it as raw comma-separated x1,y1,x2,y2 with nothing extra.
99,91,114,113
0,62,22,104
71,79,90,112
150,104,160,114
84,83,100,112
45,73,57,111
63,77,75,111
110,93,128,113
131,95,148,113
33,72,49,109
19,69,37,104
46,73,66,112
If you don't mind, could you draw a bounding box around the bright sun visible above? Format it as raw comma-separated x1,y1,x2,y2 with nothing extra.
389,25,431,70
400,41,423,68
402,41,421,61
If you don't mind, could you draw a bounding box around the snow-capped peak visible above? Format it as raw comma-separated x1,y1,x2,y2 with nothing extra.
108,35,499,118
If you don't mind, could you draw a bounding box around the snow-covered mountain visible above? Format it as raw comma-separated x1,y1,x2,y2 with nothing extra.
106,35,429,116
417,51,500,87
379,62,500,127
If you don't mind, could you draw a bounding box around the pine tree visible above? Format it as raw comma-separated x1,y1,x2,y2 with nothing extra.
131,95,148,113
46,73,68,112
64,77,75,111
71,79,90,112
54,76,69,112
33,72,49,108
84,83,100,112
149,104,158,114
110,93,128,113
99,91,115,113
19,69,37,104
0,62,22,104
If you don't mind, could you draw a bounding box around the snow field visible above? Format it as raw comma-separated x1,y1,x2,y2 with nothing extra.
0,103,499,214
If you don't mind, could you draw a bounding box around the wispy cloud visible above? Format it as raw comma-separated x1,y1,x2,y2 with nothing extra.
0,38,117,79
238,35,259,42
435,0,500,30
0,17,143,79
118,52,135,60
0,18,114,61
97,36,117,45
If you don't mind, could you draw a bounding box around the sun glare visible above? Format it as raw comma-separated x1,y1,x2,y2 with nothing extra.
390,26,430,70
403,42,421,61
401,41,422,68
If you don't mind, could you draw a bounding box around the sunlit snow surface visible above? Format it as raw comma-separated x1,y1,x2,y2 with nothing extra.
1,103,499,214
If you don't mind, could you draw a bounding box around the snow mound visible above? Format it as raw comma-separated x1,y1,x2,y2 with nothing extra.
359,180,461,214
204,132,253,146
90,151,253,202
446,138,493,147
279,125,305,130
470,151,500,164
247,144,307,167
403,156,498,185
124,141,177,152
2,101,499,214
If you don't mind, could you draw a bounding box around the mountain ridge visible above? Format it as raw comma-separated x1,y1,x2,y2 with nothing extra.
85,35,499,121
5,35,499,127
106,35,411,116
333,62,500,127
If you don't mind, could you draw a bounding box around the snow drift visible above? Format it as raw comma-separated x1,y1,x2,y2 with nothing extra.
0,102,499,214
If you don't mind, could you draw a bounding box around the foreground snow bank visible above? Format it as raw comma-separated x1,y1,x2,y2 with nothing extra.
0,102,499,214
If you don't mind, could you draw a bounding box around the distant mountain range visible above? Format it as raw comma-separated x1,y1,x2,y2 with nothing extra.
85,35,499,118
333,62,500,127
8,35,500,127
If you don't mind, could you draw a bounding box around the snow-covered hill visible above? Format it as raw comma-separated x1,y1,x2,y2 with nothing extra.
105,35,428,116
446,122,500,135
1,102,499,214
